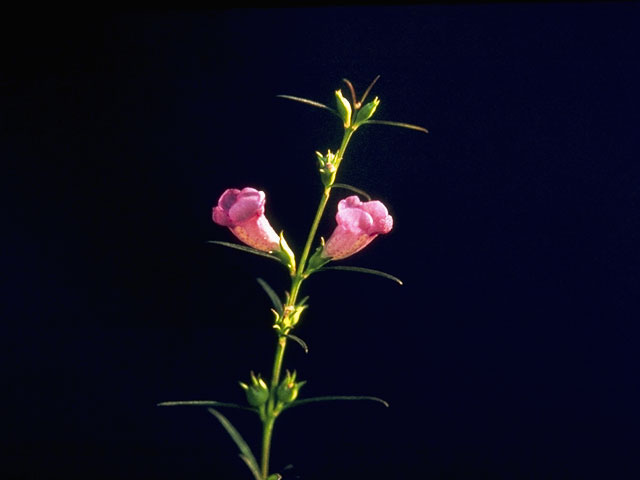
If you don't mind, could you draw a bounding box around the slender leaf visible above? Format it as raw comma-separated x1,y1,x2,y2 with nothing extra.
358,74,381,105
364,119,429,133
319,265,403,285
157,400,253,411
240,455,263,480
257,278,283,314
286,334,309,354
207,240,280,262
276,94,340,118
331,183,371,201
284,395,390,411
208,408,261,480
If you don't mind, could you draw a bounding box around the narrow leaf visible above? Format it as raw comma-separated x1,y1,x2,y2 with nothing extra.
207,240,280,262
358,74,381,105
364,119,429,133
157,400,253,411
257,278,283,314
208,408,261,479
284,395,389,411
331,183,372,201
286,334,309,354
319,266,403,285
240,454,263,480
276,94,341,118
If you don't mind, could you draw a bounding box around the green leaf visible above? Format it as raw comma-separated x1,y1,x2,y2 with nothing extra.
208,408,261,480
257,278,283,314
157,400,253,411
267,474,283,480
319,266,403,285
331,183,372,201
276,94,341,118
283,395,389,411
285,334,309,354
363,119,429,133
240,455,263,480
207,240,281,262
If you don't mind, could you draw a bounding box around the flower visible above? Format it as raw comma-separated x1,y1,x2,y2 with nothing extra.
322,195,393,260
212,187,281,252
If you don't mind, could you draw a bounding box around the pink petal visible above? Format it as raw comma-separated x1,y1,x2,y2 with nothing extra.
228,190,264,224
336,207,373,234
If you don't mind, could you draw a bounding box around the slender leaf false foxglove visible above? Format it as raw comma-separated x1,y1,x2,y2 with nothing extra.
164,79,426,480
212,188,282,253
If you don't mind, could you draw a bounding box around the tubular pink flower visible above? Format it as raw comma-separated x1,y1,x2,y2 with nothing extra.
322,195,393,260
212,187,281,252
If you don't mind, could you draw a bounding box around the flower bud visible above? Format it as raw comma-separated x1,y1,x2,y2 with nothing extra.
354,96,380,126
315,150,337,186
335,89,352,128
276,370,306,404
239,371,270,407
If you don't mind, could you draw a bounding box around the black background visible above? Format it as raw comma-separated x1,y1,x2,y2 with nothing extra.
3,4,640,479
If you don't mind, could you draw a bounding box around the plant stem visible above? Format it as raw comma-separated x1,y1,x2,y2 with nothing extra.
260,415,276,479
298,127,355,273
259,126,356,479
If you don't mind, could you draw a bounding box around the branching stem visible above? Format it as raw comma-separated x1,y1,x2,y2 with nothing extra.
259,126,356,479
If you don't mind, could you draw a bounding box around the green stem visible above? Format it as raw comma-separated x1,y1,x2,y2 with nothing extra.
259,126,356,480
261,335,287,478
298,127,355,273
260,416,276,479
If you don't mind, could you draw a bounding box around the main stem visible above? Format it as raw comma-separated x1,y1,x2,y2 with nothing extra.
259,126,356,479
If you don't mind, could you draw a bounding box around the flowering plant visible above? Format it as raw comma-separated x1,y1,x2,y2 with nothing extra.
159,77,427,479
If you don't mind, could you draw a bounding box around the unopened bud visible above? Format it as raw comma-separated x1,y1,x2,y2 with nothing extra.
354,96,380,126
276,370,306,404
239,371,269,407
335,90,352,128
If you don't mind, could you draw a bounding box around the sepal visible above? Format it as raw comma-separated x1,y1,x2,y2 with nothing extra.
271,232,296,273
305,243,331,274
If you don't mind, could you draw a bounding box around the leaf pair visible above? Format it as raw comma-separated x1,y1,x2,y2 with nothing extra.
276,94,428,134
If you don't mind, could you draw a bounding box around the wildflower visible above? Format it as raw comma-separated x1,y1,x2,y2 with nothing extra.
212,187,280,252
322,195,393,260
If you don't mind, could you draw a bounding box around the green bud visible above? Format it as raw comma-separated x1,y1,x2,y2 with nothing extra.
279,303,307,331
276,370,306,404
335,89,352,127
354,96,380,126
315,149,337,186
239,371,269,407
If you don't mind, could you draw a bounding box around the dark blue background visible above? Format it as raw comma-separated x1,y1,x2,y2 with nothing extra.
3,4,639,479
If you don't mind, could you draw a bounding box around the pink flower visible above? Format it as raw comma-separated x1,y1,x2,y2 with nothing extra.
322,195,393,260
212,187,281,252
